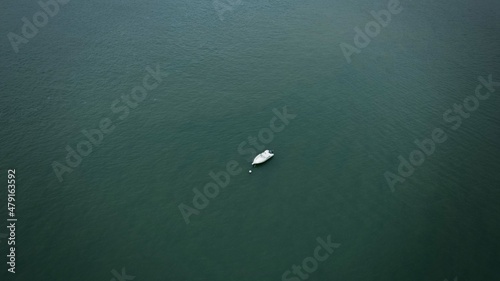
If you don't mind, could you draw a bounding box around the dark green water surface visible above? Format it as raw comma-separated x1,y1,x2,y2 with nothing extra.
1,0,499,280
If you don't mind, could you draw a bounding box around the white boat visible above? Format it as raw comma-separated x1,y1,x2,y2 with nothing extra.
252,150,274,165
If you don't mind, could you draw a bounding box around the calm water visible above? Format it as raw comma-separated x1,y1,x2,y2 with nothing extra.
1,0,500,280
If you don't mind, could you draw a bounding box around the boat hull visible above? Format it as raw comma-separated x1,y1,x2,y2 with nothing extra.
252,150,274,165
